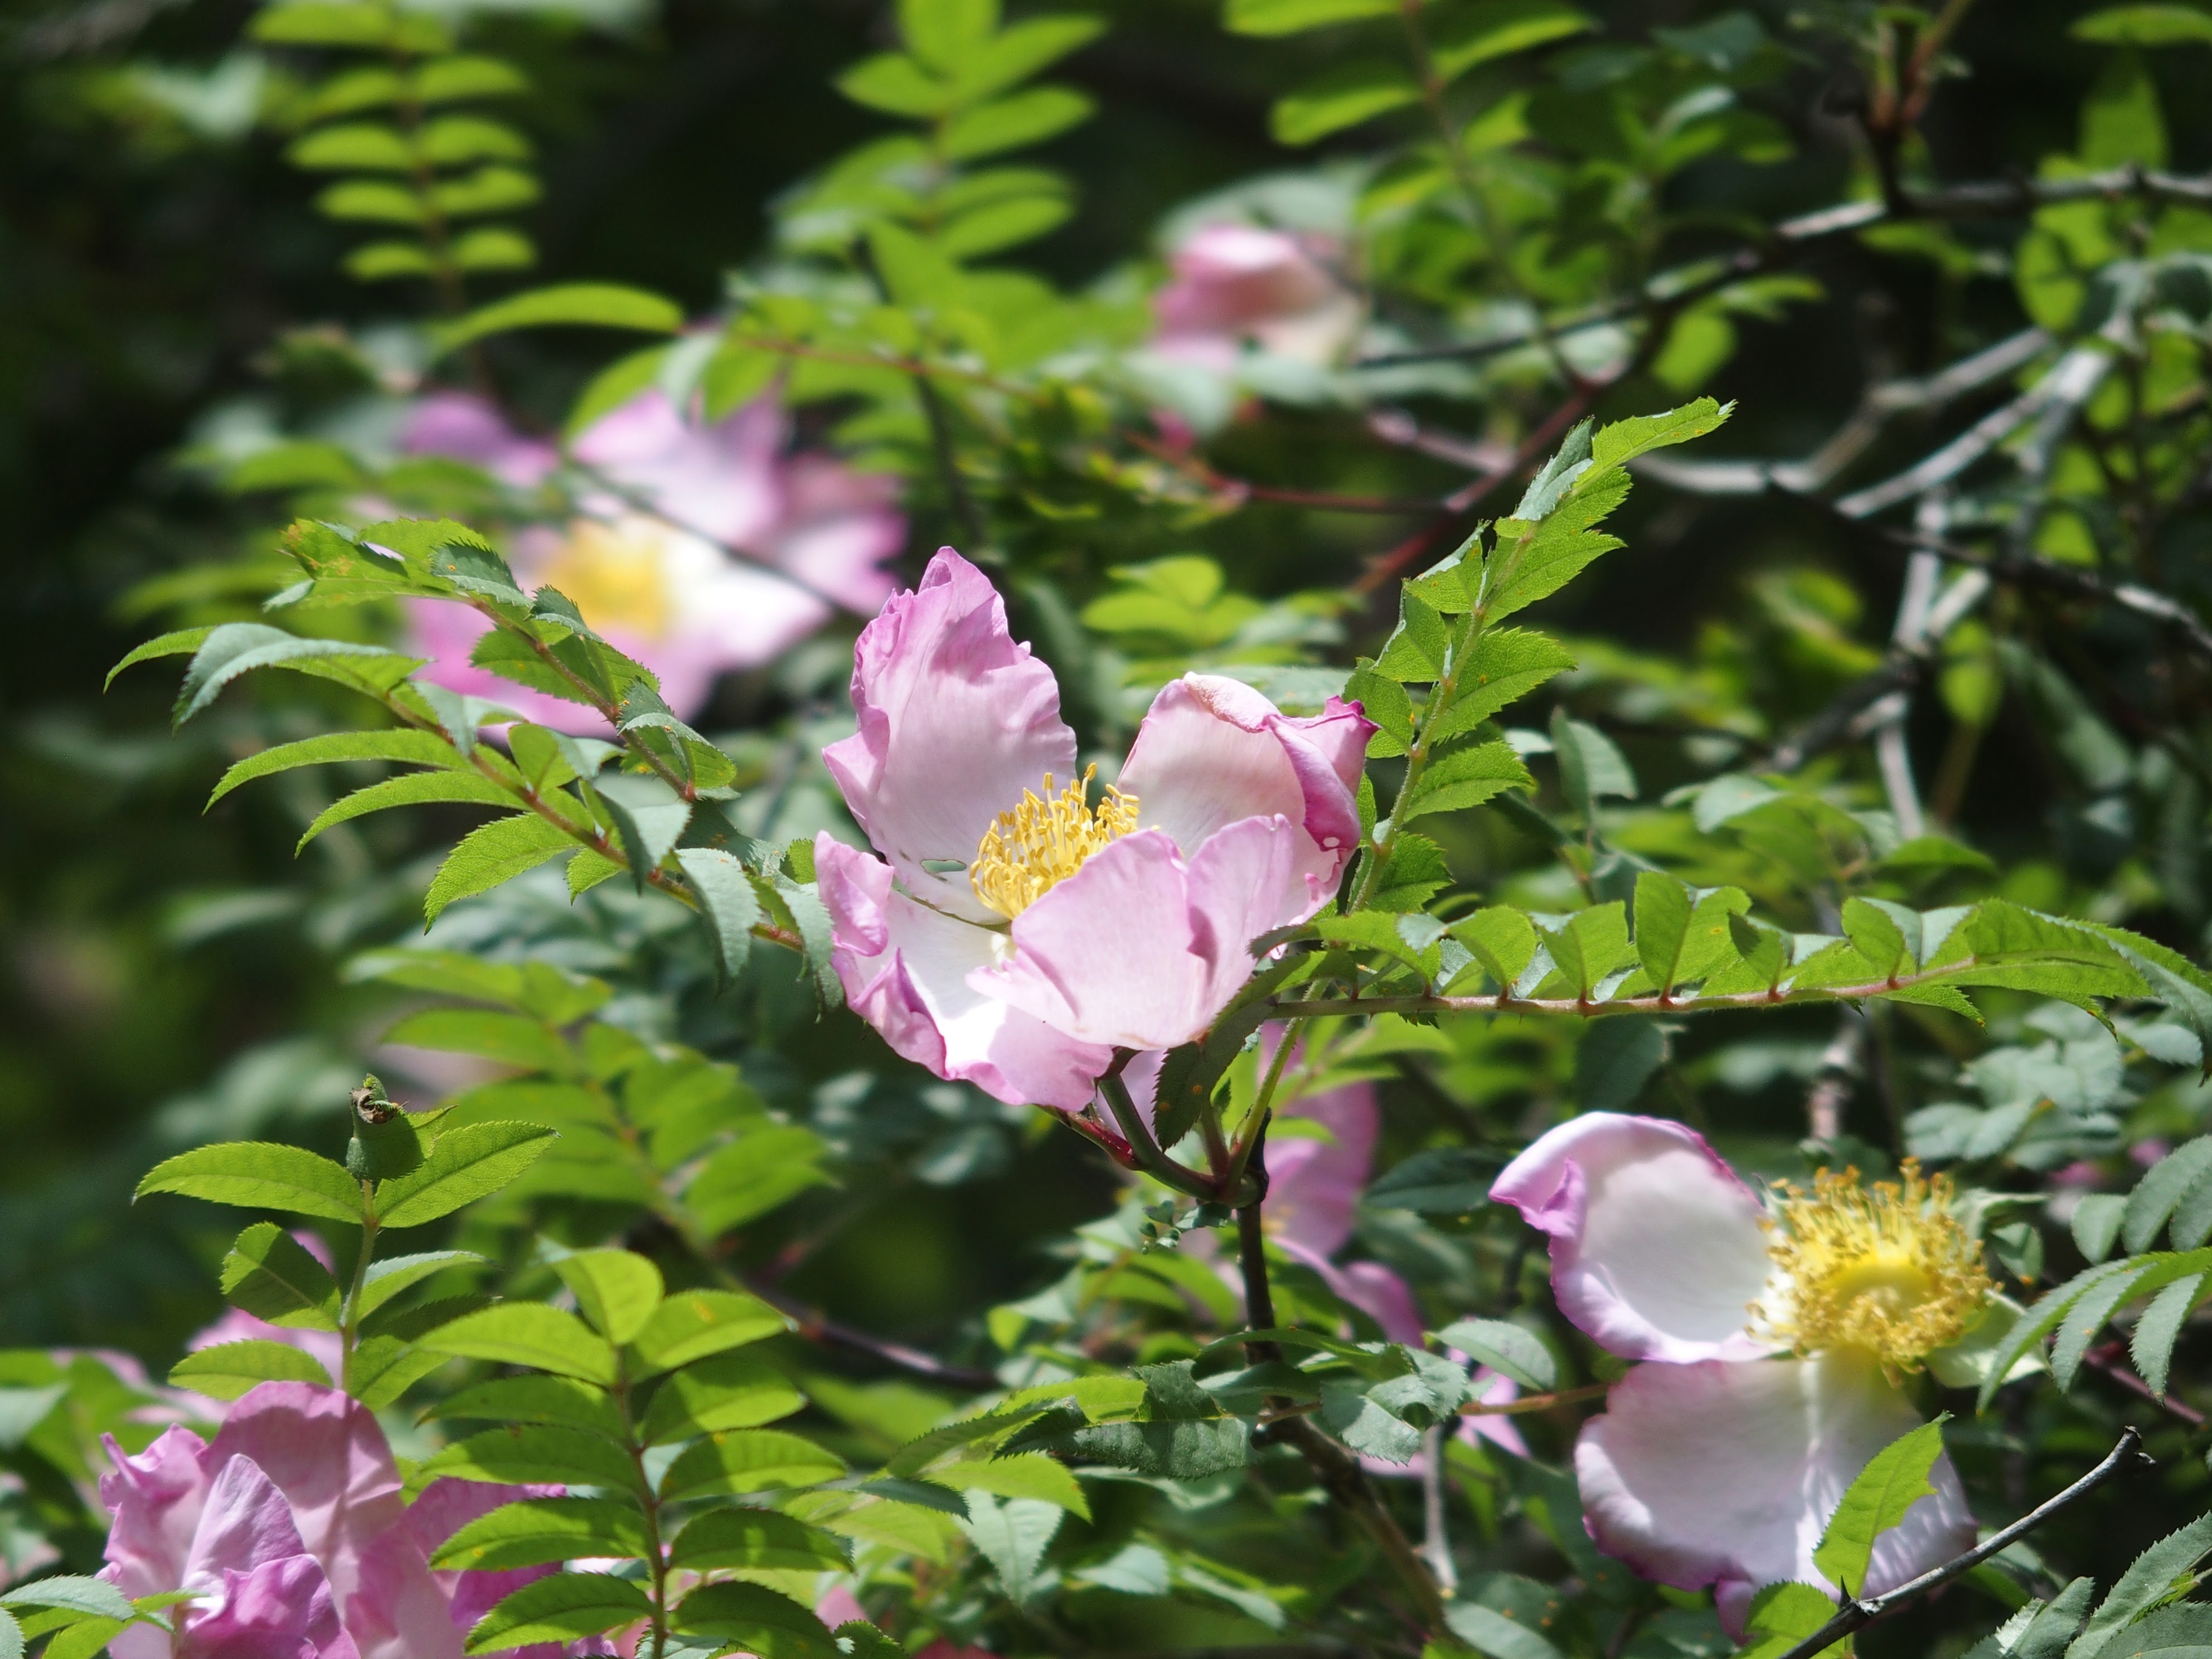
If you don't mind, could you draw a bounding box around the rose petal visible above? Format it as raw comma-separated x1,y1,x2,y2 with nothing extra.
817,836,1111,1109
185,1457,311,1582
211,1384,460,1659
977,818,1294,1051
402,1480,567,1658
99,1424,215,1605
1578,1353,1975,1634
1490,1113,1777,1363
823,549,1077,923
1116,676,1369,924
183,1555,353,1659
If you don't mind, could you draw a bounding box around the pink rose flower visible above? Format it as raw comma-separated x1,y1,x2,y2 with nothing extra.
95,1382,583,1659
1152,224,1362,372
813,549,1372,1109
399,390,904,734
1491,1114,1990,1634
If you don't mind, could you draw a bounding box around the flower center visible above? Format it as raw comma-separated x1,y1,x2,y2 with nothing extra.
969,766,1139,920
539,518,673,642
1754,1161,1991,1371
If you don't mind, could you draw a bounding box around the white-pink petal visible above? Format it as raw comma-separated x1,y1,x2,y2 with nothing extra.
976,818,1295,1051
1490,1113,1777,1364
1116,675,1368,924
822,549,1077,924
1575,1353,1976,1636
816,835,1111,1109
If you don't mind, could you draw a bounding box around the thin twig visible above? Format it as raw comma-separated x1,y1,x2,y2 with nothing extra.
2083,1341,2209,1428
1771,1429,2153,1659
743,1279,1002,1391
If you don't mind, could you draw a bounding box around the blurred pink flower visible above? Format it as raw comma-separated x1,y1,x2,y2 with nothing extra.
96,1382,589,1659
813,549,1370,1109
1152,224,1362,372
1492,1114,1985,1633
399,390,904,734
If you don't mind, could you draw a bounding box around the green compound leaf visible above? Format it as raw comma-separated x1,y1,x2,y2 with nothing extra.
1270,59,1421,144
208,729,469,807
0,1579,136,1623
628,1288,790,1374
667,1508,851,1573
465,1573,653,1655
221,1222,342,1330
138,1143,366,1224
419,1303,617,1385
430,1498,649,1573
174,623,416,727
1226,0,1396,33
674,1583,837,1659
295,772,518,853
424,814,579,924
1812,1415,1951,1598
639,1351,806,1444
169,1340,334,1400
657,1429,847,1501
373,1121,558,1228
436,283,684,356
423,1427,643,1492
553,1248,665,1346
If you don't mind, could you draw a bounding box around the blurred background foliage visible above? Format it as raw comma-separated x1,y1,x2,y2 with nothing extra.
13,0,2212,1647
1,0,2193,1339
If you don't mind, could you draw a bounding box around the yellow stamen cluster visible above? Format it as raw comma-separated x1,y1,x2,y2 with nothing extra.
539,518,673,641
1754,1161,1991,1372
970,766,1139,919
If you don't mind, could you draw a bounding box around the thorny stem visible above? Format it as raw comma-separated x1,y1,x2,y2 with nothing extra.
611,1361,671,1659
1223,1020,1304,1201
1235,1192,1453,1636
1773,1429,2154,1659
367,673,804,949
1098,1067,1219,1201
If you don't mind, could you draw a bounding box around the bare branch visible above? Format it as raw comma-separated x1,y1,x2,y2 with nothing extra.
1772,1429,2154,1659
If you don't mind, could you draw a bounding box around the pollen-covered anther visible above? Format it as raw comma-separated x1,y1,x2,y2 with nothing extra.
1753,1160,1992,1371
970,764,1139,920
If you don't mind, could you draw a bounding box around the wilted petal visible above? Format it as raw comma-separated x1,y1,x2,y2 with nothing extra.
100,1425,215,1604
1576,1353,1976,1635
979,819,1295,1051
183,1556,353,1659
1117,676,1368,923
1490,1113,1776,1363
822,549,1077,924
817,836,1111,1109
211,1384,460,1659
